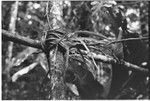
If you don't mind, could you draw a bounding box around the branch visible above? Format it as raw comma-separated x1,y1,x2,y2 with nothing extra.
2,29,148,73
106,37,149,46
2,29,43,50
74,30,110,40
81,50,148,73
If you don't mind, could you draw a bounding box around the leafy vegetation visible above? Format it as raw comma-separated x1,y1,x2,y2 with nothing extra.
2,1,149,100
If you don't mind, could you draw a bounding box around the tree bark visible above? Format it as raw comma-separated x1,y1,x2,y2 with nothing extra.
48,1,67,99
2,30,42,50
50,51,66,99
5,1,19,77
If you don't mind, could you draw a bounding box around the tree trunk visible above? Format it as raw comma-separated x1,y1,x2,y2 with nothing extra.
5,1,18,78
47,1,67,99
50,51,66,99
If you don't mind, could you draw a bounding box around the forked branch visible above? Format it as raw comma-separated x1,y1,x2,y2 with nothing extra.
2,29,148,73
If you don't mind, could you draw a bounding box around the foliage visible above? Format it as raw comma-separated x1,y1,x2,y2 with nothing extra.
2,1,149,100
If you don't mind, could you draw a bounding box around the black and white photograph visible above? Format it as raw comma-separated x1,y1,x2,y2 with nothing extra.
1,0,149,100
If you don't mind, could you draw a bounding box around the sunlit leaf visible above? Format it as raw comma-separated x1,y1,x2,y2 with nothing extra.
66,83,79,96
12,62,38,82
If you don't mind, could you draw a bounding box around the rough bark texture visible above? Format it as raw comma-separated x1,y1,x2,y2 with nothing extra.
50,51,67,99
2,30,42,50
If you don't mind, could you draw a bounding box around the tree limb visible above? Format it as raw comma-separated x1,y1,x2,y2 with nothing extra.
2,29,148,73
2,29,43,50
81,50,148,73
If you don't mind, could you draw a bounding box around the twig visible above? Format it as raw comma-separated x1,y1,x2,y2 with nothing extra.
78,39,99,72
74,30,110,41
81,50,148,73
106,37,149,46
46,1,52,29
